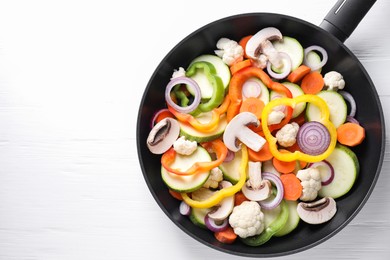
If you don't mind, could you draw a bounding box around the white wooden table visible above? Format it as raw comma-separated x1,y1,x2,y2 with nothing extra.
0,0,389,259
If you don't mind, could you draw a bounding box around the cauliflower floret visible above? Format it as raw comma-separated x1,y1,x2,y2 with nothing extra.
173,136,197,155
267,110,285,125
275,122,299,147
296,168,322,201
229,201,265,238
171,67,186,79
323,71,345,91
203,167,223,189
215,38,244,66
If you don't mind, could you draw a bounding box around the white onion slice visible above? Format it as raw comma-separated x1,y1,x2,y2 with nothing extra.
258,172,284,210
266,52,292,80
308,160,335,186
242,78,262,98
304,45,328,71
165,76,201,114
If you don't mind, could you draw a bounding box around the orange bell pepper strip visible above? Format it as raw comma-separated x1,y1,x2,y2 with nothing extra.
167,95,230,133
261,94,337,163
226,66,293,131
161,139,228,176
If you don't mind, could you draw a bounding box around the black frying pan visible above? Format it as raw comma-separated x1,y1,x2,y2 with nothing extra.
137,0,385,257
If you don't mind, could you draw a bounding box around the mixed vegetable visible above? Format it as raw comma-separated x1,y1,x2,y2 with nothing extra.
146,26,365,246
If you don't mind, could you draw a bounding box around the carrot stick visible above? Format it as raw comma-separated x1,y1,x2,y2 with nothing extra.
230,59,252,75
300,71,324,94
337,122,365,146
272,150,296,174
287,65,311,83
239,35,252,59
280,173,303,201
234,192,249,206
248,141,273,162
214,226,237,244
239,97,264,119
169,189,183,200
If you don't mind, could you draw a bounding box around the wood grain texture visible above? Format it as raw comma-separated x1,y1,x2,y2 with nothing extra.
0,0,389,259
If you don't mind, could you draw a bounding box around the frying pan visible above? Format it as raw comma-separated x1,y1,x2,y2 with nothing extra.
137,0,385,257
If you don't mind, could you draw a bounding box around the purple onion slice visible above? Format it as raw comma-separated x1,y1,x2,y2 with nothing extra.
308,160,335,186
297,121,331,156
258,172,284,210
204,215,229,232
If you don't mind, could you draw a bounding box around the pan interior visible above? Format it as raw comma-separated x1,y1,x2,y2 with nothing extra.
137,13,384,257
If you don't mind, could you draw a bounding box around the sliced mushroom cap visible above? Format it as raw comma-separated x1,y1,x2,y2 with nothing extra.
245,27,283,60
241,161,271,201
146,118,180,154
223,112,266,152
207,181,234,221
297,197,337,224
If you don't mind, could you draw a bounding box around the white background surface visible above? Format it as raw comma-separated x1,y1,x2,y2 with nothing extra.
0,0,389,259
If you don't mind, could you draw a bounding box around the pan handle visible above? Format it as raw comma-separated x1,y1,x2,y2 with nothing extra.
320,0,376,43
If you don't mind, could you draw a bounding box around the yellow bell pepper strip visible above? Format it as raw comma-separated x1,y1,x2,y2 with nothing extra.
167,95,230,133
261,94,337,163
161,139,227,176
185,61,225,113
226,66,293,131
181,145,249,208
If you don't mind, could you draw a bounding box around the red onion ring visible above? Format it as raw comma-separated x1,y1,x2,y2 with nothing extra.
223,149,235,163
308,160,335,186
304,45,328,71
338,90,357,118
179,201,191,216
204,215,229,232
266,52,292,80
297,121,331,156
258,172,284,210
346,115,360,125
165,76,201,114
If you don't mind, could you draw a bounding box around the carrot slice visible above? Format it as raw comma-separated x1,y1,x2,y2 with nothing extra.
230,59,252,75
239,35,252,59
337,122,365,146
248,141,273,162
287,65,311,83
300,71,324,94
168,189,183,201
234,192,249,206
214,226,237,244
280,173,303,201
272,149,296,174
239,97,264,119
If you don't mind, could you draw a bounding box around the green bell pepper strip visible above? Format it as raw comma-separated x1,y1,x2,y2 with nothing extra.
241,200,289,246
185,61,225,113
261,94,337,163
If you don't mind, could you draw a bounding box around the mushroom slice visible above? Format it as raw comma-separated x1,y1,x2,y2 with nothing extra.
297,197,337,224
241,161,272,201
245,27,283,64
207,181,234,221
146,118,180,154
223,112,266,152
